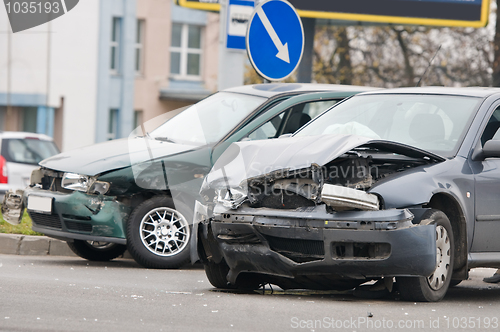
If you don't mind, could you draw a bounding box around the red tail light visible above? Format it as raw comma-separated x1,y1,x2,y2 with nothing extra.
0,156,8,184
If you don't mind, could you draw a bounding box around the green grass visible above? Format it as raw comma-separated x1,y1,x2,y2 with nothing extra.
0,210,43,235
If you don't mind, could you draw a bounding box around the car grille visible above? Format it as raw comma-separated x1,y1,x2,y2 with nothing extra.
65,220,92,233
30,212,62,230
264,235,325,263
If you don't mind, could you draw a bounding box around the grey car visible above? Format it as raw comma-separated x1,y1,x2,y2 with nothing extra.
197,87,500,302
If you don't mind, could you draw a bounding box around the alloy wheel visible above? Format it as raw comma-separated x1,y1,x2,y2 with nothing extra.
139,207,190,257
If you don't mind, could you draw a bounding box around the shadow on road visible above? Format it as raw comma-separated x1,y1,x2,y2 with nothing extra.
210,281,500,303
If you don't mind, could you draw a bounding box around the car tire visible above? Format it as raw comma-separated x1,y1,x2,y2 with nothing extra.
126,196,191,269
397,209,454,302
67,240,127,261
204,259,235,289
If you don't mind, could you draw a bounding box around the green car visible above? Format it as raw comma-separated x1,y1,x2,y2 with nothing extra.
3,83,377,268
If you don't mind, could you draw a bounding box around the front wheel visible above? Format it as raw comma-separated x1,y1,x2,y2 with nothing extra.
204,259,234,289
397,209,454,302
126,196,191,269
67,240,127,261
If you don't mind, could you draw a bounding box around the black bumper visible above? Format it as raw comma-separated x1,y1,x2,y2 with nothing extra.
201,206,437,284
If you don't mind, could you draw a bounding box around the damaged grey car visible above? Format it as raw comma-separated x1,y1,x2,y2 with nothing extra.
196,87,500,302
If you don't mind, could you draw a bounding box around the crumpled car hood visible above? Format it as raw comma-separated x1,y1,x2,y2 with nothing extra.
40,137,197,176
202,134,444,192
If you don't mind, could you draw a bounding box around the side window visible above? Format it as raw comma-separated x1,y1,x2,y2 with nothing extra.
302,100,339,119
247,113,285,141
282,99,338,135
480,106,500,146
246,99,339,141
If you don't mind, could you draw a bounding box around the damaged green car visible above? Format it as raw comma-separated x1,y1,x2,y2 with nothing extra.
2,84,376,268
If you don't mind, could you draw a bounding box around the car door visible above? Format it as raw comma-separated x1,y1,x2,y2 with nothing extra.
210,91,358,164
470,104,500,252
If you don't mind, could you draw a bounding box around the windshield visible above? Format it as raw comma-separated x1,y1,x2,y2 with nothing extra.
150,92,265,145
2,138,60,165
295,94,481,158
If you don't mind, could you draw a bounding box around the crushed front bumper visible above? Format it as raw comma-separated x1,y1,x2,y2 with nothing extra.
13,187,131,244
199,204,437,284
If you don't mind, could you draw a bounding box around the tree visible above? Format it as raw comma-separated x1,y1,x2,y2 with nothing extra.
493,0,500,86
312,14,494,87
313,26,353,85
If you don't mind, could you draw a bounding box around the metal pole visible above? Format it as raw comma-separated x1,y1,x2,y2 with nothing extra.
6,18,12,131
45,21,52,135
217,0,245,90
296,17,315,83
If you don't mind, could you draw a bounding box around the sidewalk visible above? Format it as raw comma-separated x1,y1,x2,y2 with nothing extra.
0,233,132,258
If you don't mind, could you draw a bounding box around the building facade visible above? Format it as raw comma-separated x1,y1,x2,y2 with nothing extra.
0,0,219,151
134,0,219,127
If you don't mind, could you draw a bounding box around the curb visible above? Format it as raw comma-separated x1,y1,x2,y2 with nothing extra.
0,233,132,258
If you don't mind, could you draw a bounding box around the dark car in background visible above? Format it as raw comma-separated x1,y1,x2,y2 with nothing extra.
2,83,377,269
197,87,500,302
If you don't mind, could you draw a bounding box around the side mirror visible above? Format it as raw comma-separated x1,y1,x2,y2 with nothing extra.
482,140,500,159
278,133,293,139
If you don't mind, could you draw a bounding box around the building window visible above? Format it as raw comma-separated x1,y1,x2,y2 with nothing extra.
133,110,143,129
170,23,202,79
110,17,122,74
108,109,119,140
0,107,6,131
135,19,145,75
22,107,38,133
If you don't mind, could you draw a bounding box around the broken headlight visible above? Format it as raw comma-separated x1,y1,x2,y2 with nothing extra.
62,173,90,192
89,181,110,195
61,173,110,195
215,187,247,209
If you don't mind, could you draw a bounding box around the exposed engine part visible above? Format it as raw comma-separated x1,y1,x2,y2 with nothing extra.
321,184,379,211
325,155,374,189
249,178,321,210
272,178,320,200
217,144,436,211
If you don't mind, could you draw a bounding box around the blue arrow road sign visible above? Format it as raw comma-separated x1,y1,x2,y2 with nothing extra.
246,0,304,81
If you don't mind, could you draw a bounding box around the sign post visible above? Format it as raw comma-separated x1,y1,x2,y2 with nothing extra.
246,0,304,81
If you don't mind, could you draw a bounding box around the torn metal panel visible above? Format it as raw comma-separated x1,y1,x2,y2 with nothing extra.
202,135,443,213
203,134,444,194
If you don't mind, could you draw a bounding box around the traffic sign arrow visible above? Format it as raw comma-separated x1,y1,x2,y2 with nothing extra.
246,0,303,81
256,6,290,63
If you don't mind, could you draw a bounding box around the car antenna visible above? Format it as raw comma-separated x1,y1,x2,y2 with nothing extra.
416,45,442,87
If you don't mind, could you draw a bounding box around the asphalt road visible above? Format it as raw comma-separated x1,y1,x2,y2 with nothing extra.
1,255,500,332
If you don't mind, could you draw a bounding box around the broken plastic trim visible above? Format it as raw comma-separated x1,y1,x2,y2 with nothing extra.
1,189,25,225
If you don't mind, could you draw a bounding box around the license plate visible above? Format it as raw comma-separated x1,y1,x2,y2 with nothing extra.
27,195,52,214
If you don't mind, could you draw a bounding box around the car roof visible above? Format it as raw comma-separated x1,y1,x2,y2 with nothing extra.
223,83,380,98
357,86,500,98
0,131,54,141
